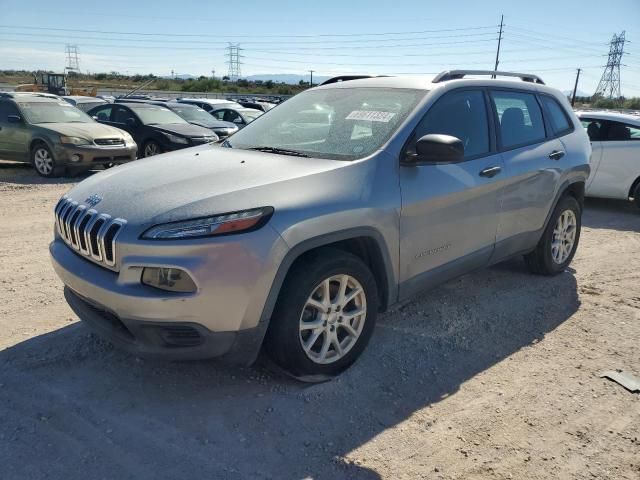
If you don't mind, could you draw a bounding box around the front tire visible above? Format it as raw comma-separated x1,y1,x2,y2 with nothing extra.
633,182,640,209
31,144,63,177
525,195,582,275
265,248,379,378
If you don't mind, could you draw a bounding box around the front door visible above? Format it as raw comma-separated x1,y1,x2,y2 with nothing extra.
399,88,503,299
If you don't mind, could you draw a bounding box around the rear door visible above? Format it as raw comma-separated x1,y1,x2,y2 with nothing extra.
489,89,564,259
0,101,30,161
399,88,504,298
585,119,640,199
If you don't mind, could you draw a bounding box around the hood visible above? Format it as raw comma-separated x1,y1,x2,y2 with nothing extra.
39,122,127,139
189,119,237,131
152,123,213,138
63,145,369,229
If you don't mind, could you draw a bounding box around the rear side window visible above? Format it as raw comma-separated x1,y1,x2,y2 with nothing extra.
413,89,490,158
491,91,546,149
541,96,572,135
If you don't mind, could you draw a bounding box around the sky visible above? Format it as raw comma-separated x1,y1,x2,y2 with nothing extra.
1,0,639,95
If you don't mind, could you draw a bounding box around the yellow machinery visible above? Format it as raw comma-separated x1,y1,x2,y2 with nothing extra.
15,72,97,97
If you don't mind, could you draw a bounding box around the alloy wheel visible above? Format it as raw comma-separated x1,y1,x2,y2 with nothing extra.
144,143,159,157
34,148,54,175
551,209,577,264
299,274,367,364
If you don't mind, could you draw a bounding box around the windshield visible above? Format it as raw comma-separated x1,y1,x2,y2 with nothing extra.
241,109,263,122
170,105,216,126
134,106,187,125
19,102,94,124
226,87,425,160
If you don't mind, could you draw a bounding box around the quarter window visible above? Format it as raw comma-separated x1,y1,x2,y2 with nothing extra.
412,89,490,158
491,91,546,149
541,96,572,135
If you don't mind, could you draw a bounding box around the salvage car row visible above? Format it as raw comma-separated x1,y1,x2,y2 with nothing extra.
0,92,265,176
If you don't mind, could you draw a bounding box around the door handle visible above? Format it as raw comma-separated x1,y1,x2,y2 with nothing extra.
479,166,502,178
548,150,565,160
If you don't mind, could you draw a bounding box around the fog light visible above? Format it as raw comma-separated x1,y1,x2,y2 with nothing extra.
141,267,197,293
71,154,82,162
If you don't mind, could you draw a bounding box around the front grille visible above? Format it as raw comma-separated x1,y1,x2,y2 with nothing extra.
95,138,125,146
54,196,126,270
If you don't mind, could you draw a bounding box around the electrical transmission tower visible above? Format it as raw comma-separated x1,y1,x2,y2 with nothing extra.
226,43,243,81
594,31,627,99
65,44,81,73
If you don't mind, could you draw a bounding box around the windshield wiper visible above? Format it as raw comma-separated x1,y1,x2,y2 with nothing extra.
246,146,310,157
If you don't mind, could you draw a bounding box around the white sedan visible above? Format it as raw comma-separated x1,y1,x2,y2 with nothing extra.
577,111,640,208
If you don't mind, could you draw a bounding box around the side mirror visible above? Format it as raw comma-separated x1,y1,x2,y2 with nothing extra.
7,115,22,124
125,118,136,127
406,134,464,164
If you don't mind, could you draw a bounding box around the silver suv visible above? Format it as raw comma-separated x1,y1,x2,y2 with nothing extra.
50,71,591,378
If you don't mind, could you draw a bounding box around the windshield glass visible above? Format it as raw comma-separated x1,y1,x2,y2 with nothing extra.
241,109,263,122
19,102,94,124
170,105,216,126
227,87,425,160
134,106,187,125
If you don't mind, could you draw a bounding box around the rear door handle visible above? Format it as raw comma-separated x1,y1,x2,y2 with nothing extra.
548,150,565,160
479,166,502,178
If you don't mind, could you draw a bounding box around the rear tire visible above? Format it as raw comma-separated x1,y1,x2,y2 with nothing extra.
142,140,163,158
524,195,582,275
265,248,379,379
31,144,64,178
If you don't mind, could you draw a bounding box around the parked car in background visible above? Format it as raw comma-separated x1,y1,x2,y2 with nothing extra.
577,111,640,207
62,96,108,112
0,93,136,177
115,99,238,139
235,99,275,112
87,102,217,157
96,95,116,103
50,70,590,377
177,98,263,128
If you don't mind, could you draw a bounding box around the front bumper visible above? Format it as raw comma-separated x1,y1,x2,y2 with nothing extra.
49,226,288,362
54,143,137,166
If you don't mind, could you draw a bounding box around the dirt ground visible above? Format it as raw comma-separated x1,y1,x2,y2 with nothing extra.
0,160,639,480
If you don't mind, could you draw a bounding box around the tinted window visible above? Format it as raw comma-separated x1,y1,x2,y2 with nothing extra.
19,102,93,124
606,121,640,141
491,91,546,149
91,105,112,121
541,96,572,135
413,89,489,158
0,101,20,121
112,106,135,124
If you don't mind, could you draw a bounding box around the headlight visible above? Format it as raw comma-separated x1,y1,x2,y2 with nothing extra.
60,135,91,146
142,267,197,293
122,132,135,145
163,133,188,144
141,207,273,240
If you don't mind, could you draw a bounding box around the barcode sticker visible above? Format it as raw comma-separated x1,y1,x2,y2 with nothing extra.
346,110,396,123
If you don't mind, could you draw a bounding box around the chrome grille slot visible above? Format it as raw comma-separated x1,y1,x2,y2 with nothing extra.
54,197,126,270
95,138,125,146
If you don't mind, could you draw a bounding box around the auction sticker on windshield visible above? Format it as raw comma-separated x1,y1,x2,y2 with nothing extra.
346,110,396,122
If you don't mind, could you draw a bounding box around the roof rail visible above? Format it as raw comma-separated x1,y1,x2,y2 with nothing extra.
432,70,545,85
319,75,389,86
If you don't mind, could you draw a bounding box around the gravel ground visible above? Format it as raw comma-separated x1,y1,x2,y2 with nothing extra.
1,160,639,480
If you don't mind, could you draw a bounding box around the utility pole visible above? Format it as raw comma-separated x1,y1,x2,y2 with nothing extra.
309,70,314,87
571,68,582,106
492,15,504,78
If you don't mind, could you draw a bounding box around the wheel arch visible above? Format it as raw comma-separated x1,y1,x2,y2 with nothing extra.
628,175,640,199
228,228,397,365
542,179,586,233
29,137,54,155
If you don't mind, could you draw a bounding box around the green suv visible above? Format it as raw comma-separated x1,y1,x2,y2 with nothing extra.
0,93,137,177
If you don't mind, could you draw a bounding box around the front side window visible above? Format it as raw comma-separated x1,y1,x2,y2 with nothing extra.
541,96,572,135
491,91,546,149
0,102,20,121
411,89,490,158
91,105,112,122
606,121,640,141
226,87,425,160
18,101,93,124
581,118,605,141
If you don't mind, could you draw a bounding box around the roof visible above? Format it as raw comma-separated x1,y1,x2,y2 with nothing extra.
575,110,640,125
117,102,168,109
63,96,105,103
179,98,238,105
6,96,65,104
